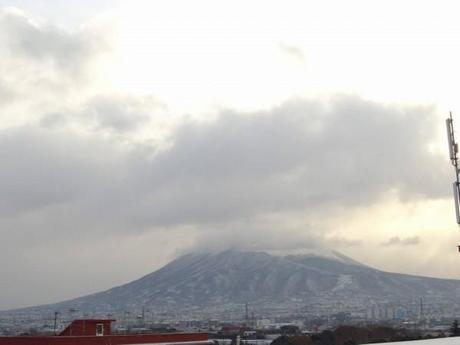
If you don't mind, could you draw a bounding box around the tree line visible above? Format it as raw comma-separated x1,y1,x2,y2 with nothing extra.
271,325,434,345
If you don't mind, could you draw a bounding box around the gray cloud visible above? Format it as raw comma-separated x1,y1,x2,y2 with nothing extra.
0,127,125,218
0,96,447,239
279,43,305,62
0,7,111,111
0,8,105,74
185,221,363,255
383,236,421,247
0,10,446,233
0,79,16,105
39,112,68,128
81,95,165,133
39,94,164,134
139,97,447,225
85,96,150,132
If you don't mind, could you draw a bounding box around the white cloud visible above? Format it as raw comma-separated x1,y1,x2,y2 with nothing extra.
0,4,456,310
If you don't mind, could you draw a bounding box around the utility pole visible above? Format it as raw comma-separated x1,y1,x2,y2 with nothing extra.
419,297,423,321
245,303,249,325
53,311,59,335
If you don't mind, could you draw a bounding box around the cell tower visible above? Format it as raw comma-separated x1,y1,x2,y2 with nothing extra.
446,113,460,226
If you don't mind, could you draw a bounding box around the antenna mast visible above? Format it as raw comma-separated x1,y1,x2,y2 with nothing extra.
446,112,460,225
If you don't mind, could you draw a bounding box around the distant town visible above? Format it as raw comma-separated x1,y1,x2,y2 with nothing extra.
1,297,459,340
3,250,460,340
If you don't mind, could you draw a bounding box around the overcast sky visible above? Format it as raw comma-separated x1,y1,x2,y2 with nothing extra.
0,0,460,310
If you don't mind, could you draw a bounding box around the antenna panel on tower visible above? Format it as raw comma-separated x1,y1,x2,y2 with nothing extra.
453,183,460,224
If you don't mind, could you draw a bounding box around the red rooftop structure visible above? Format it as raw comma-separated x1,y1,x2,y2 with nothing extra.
59,319,115,336
0,319,210,345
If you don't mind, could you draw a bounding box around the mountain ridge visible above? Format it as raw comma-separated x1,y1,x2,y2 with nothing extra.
3,249,460,317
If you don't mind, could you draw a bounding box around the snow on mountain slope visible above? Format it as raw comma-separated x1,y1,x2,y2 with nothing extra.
5,250,460,315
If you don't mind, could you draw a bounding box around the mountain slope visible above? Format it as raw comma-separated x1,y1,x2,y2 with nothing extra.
6,250,460,315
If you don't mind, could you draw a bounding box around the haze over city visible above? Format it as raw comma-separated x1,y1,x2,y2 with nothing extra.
1,0,460,311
